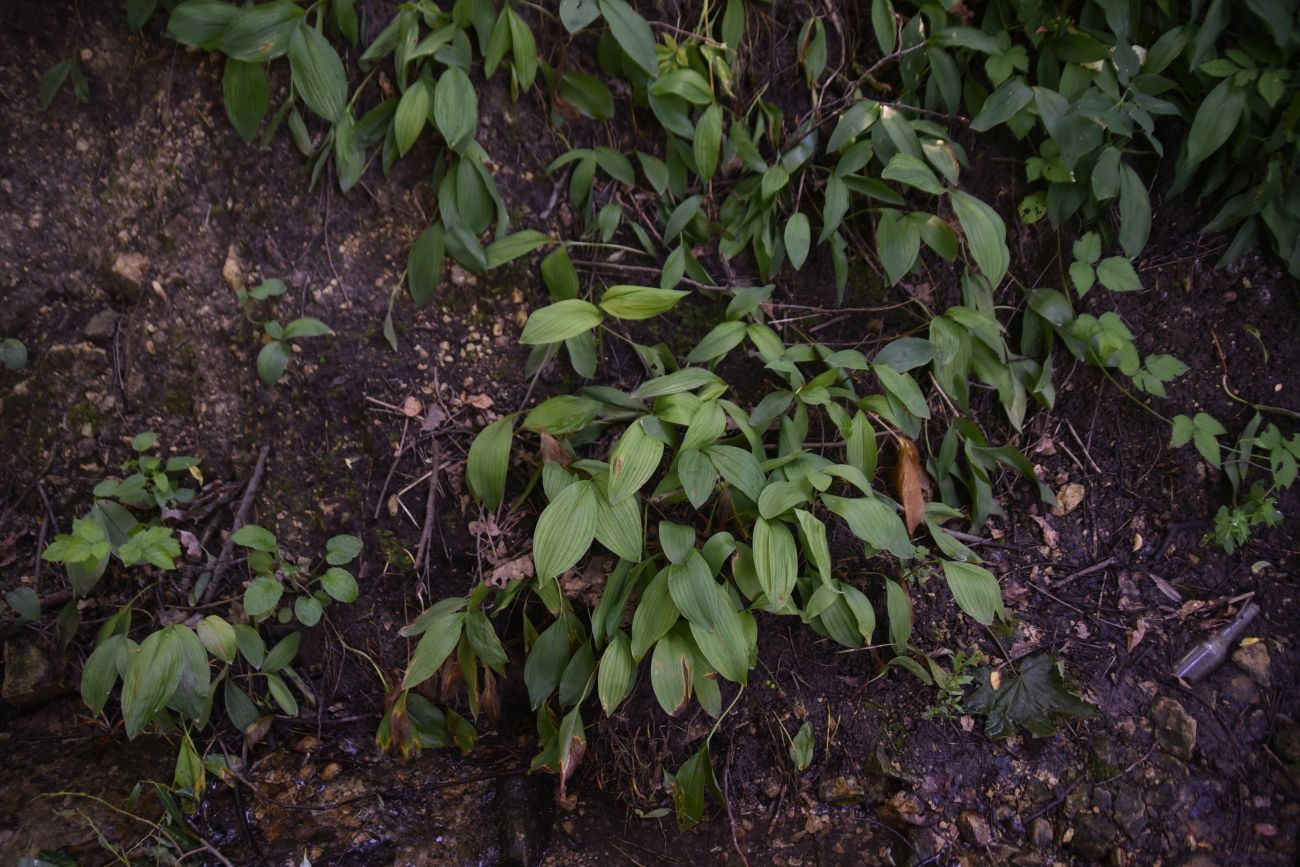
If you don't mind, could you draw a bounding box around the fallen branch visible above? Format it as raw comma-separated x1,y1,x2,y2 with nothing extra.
414,439,441,572
201,445,271,604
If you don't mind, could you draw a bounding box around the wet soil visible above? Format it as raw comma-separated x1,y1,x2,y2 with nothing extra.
2,2,1298,866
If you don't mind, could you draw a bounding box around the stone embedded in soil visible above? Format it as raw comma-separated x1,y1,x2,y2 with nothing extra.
1068,811,1123,860
110,252,148,300
83,308,120,340
1221,674,1260,706
1,635,66,708
1151,696,1197,760
1274,723,1300,764
958,810,993,846
1231,639,1271,687
817,776,866,806
878,790,927,827
1029,817,1054,848
1051,482,1086,516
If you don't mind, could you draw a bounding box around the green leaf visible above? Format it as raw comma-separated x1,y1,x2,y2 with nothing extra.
486,230,553,269
265,672,298,715
465,609,509,675
520,299,604,344
525,396,602,435
650,69,713,105
282,316,332,340
121,627,184,738
433,67,478,151
706,445,765,502
789,721,814,770
222,59,269,142
595,486,643,562
1069,261,1096,295
402,610,466,690
467,415,515,511
541,247,580,299
784,213,811,270
871,0,896,54
967,652,1096,738
81,635,124,715
599,285,689,320
949,190,1009,287
221,3,304,62
885,579,912,652
650,631,692,715
295,595,323,626
822,494,914,559
1072,231,1101,265
1117,164,1150,259
231,524,277,552
167,0,240,50
876,209,920,286
608,421,664,503
941,560,1004,625
882,153,944,195
599,0,659,77
320,567,358,603
753,517,797,609
598,632,635,715
678,447,719,508
407,222,445,306
631,569,679,661
687,320,748,363
394,77,432,155
1095,257,1141,292
507,8,537,89
1184,79,1245,176
970,78,1033,132
525,619,571,706
826,99,879,152
693,103,723,184
288,23,347,123
243,576,283,618
256,340,291,386
534,480,599,580
325,534,362,565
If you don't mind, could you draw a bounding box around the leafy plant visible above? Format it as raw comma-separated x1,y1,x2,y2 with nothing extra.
236,277,334,385
39,54,89,108
966,652,1097,739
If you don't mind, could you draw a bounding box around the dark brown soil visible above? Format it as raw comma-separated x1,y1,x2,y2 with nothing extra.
1,2,1297,866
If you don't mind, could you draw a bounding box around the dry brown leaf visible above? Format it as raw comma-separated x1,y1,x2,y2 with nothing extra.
1030,515,1060,549
1127,618,1148,653
466,393,495,409
539,431,571,467
894,437,929,536
1050,482,1086,516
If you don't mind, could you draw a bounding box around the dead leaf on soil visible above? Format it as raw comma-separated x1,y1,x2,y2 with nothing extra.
401,396,423,418
1030,515,1060,549
222,244,244,293
1127,618,1148,652
894,437,929,535
486,554,534,587
466,393,494,410
1050,482,1086,516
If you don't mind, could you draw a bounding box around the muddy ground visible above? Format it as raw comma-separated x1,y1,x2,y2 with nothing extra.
1,2,1298,866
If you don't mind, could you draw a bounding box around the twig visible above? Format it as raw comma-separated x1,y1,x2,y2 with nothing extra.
1063,419,1104,474
202,445,271,604
1053,556,1117,588
724,742,751,867
373,418,411,520
414,440,441,572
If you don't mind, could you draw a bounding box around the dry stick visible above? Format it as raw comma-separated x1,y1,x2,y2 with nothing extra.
373,418,411,520
202,445,271,604
724,743,751,867
414,440,441,572
1053,556,1118,588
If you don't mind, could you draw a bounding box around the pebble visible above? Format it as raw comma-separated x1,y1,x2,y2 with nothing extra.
1029,817,1054,848
1151,696,1197,760
110,252,148,300
1231,639,1271,687
958,810,993,846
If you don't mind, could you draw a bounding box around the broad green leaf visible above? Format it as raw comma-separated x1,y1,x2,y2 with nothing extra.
693,103,723,184
753,517,797,608
678,447,718,508
941,560,1004,625
231,523,277,552
320,567,358,603
219,3,303,61
261,631,300,674
789,721,814,770
882,153,943,195
196,616,237,662
660,522,696,564
686,320,747,363
394,77,432,155
949,190,1009,287
402,610,466,689
599,285,689,320
631,568,678,660
524,618,571,706
534,480,599,580
885,579,912,652
467,415,515,510
1095,257,1141,292
599,0,659,77
222,59,269,142
243,576,282,617
1184,79,1245,176
595,487,642,562
288,23,347,123
507,8,537,89
822,494,914,559
294,595,323,626
167,0,239,50
265,672,297,715
784,213,811,270
121,627,184,738
758,481,809,519
795,509,831,585
608,421,664,503
433,67,478,151
282,317,332,340
541,247,580,299
827,99,879,152
256,341,290,386
598,632,635,715
967,652,1097,739
633,368,723,399
970,77,1032,132
706,445,765,501
876,209,920,286
871,0,896,54
650,631,692,714
520,299,603,344
81,635,124,715
481,227,551,267
465,609,509,675
407,223,445,307
524,395,602,434
650,69,713,105
1117,164,1150,259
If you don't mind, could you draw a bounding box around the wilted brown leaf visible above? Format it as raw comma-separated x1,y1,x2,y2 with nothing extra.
894,437,930,535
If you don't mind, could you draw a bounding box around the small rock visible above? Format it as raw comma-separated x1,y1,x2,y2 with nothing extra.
1151,696,1197,760
958,810,992,846
2,636,66,708
1069,812,1122,860
222,245,244,292
83,309,120,340
762,778,782,800
879,790,927,827
1222,674,1260,706
1051,482,1086,516
1231,639,1271,687
1029,817,1054,848
320,762,342,781
110,252,148,301
1273,723,1300,764
817,776,864,807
